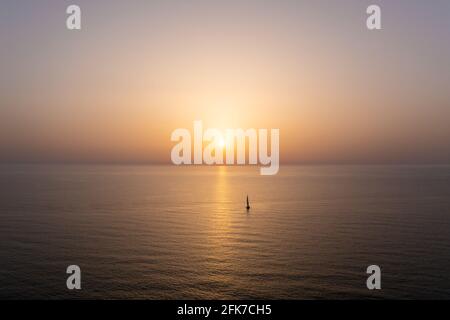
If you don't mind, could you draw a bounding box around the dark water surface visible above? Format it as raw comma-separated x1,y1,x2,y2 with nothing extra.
1,165,449,299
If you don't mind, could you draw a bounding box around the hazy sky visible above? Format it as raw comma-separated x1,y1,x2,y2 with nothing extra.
1,0,450,164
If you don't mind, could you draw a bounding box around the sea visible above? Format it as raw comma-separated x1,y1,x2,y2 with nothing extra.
0,164,449,299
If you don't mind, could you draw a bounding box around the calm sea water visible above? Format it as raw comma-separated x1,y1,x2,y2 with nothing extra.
0,164,449,299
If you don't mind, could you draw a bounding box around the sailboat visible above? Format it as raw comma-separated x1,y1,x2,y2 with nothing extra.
246,195,251,210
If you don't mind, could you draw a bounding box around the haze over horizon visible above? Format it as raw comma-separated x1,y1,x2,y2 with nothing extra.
1,0,450,165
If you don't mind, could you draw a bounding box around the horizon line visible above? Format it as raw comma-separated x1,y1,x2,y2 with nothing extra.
1,161,450,167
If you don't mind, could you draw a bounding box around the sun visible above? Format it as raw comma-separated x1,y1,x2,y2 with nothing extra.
217,137,226,149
